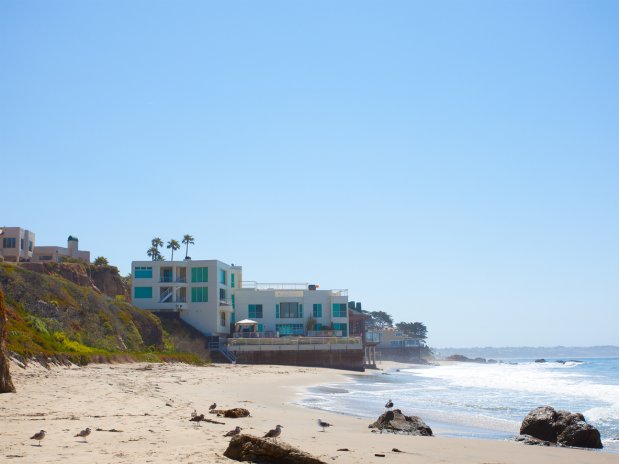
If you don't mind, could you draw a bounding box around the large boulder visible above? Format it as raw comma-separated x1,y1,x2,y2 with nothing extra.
520,406,558,442
224,434,327,464
369,409,433,436
519,406,602,449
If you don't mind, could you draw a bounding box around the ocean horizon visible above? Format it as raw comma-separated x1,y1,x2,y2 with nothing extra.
298,356,619,453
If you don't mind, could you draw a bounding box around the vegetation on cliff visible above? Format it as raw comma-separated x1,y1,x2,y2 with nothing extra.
0,263,204,365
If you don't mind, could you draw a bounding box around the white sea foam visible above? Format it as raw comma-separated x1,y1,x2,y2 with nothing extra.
408,362,619,408
299,358,619,447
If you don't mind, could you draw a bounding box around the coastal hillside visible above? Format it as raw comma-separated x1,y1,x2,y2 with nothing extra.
0,262,203,364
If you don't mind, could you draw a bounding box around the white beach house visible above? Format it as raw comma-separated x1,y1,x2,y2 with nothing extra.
233,283,349,336
131,259,242,336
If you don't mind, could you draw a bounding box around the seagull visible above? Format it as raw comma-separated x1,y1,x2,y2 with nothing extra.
30,430,46,446
264,424,283,441
385,399,394,410
209,403,217,411
74,427,91,442
189,414,205,425
317,419,332,432
224,426,242,437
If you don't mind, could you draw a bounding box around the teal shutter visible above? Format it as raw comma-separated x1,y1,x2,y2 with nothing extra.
276,304,279,318
299,304,303,317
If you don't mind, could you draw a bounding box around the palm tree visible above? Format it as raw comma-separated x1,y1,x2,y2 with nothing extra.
167,239,181,261
182,234,194,259
152,237,164,252
146,246,159,261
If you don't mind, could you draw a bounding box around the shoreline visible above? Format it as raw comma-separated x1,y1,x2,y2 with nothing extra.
1,361,617,463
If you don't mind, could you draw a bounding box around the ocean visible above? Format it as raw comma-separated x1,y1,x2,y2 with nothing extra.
298,357,619,453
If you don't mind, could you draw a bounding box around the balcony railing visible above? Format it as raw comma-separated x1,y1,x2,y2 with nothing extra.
242,281,309,290
232,331,279,339
241,281,348,296
228,336,362,347
159,276,187,283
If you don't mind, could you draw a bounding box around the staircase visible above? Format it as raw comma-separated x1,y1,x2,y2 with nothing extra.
159,288,173,303
208,339,236,364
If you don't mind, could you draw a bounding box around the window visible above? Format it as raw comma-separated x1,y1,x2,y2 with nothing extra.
248,304,263,318
134,287,153,299
135,266,153,279
219,269,226,284
231,273,235,288
39,255,53,261
280,302,300,318
332,323,348,336
332,303,347,317
28,240,33,252
20,238,24,250
161,268,173,282
219,288,226,300
220,311,226,327
191,267,208,282
191,287,208,302
2,237,16,248
231,294,235,309
312,303,322,318
276,324,304,335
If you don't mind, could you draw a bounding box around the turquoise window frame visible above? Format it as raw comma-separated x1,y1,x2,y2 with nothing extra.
191,267,208,283
231,273,235,288
135,267,153,279
312,304,322,318
332,323,348,336
134,287,153,299
248,304,263,318
332,303,347,318
191,286,208,302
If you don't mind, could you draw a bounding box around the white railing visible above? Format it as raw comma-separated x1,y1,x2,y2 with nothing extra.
228,336,362,347
242,281,309,290
240,282,348,296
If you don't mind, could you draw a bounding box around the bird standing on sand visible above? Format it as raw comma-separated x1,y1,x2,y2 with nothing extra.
190,414,205,425
385,399,394,410
209,402,217,411
264,424,283,441
317,419,332,432
224,426,242,437
30,430,46,446
75,427,91,442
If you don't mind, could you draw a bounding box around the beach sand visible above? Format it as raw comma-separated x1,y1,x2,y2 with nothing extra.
1,361,615,464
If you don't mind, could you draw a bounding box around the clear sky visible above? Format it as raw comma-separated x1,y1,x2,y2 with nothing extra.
1,1,618,348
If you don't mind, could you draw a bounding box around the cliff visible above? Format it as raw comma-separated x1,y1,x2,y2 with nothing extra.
18,262,129,299
0,263,201,364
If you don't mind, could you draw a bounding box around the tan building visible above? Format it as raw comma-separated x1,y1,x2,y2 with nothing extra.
33,235,90,263
378,328,422,348
0,226,90,263
0,227,36,262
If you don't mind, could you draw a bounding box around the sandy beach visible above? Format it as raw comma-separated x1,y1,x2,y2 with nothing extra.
1,361,616,464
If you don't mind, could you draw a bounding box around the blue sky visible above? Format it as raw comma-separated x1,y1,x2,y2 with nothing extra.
1,1,618,347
